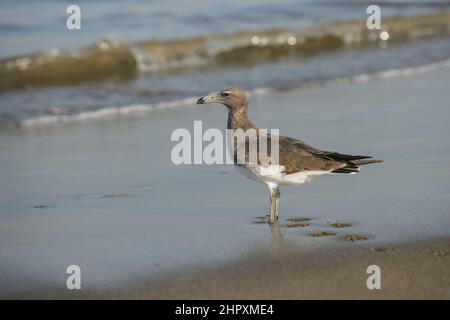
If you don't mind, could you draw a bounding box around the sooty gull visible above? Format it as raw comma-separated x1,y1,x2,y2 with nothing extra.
196,87,382,224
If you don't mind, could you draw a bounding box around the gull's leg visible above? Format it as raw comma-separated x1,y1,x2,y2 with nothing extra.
274,187,280,221
269,190,276,224
267,184,279,224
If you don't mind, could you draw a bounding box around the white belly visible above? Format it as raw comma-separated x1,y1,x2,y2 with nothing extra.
234,164,331,186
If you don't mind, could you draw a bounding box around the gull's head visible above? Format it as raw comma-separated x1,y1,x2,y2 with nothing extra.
196,87,248,111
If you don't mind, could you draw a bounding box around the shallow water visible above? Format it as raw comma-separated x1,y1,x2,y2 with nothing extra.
2,0,446,58
1,2,450,125
1,0,450,295
1,67,449,293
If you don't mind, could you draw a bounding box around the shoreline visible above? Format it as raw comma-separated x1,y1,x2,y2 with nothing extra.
11,55,450,129
1,65,450,299
120,235,450,300
4,235,449,299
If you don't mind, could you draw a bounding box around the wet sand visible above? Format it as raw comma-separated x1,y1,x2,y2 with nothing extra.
1,65,450,299
5,235,449,299
116,235,450,300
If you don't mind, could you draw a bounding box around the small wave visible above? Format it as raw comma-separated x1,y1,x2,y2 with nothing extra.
1,12,449,91
18,57,450,128
0,38,138,91
270,57,450,91
372,58,450,78
330,57,450,85
20,97,198,127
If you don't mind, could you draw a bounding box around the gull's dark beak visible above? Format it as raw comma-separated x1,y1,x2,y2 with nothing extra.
196,97,206,104
196,95,217,104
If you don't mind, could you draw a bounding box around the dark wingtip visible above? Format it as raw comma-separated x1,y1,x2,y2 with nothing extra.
351,159,383,165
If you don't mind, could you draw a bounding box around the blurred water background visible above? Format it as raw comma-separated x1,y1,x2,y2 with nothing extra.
1,0,450,126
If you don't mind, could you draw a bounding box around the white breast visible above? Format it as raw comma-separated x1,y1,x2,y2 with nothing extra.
234,163,331,186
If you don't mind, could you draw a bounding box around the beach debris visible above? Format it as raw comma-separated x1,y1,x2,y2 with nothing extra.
346,234,368,241
432,249,449,257
370,246,395,252
100,193,129,198
281,222,310,228
33,204,51,209
286,217,310,222
308,231,337,237
330,222,352,228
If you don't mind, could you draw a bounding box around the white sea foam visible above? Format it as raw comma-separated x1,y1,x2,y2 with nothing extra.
20,58,450,128
21,97,198,127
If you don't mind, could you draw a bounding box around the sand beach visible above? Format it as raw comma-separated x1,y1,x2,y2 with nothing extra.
1,66,449,299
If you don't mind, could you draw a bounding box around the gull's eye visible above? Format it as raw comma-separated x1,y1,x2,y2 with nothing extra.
222,91,230,97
